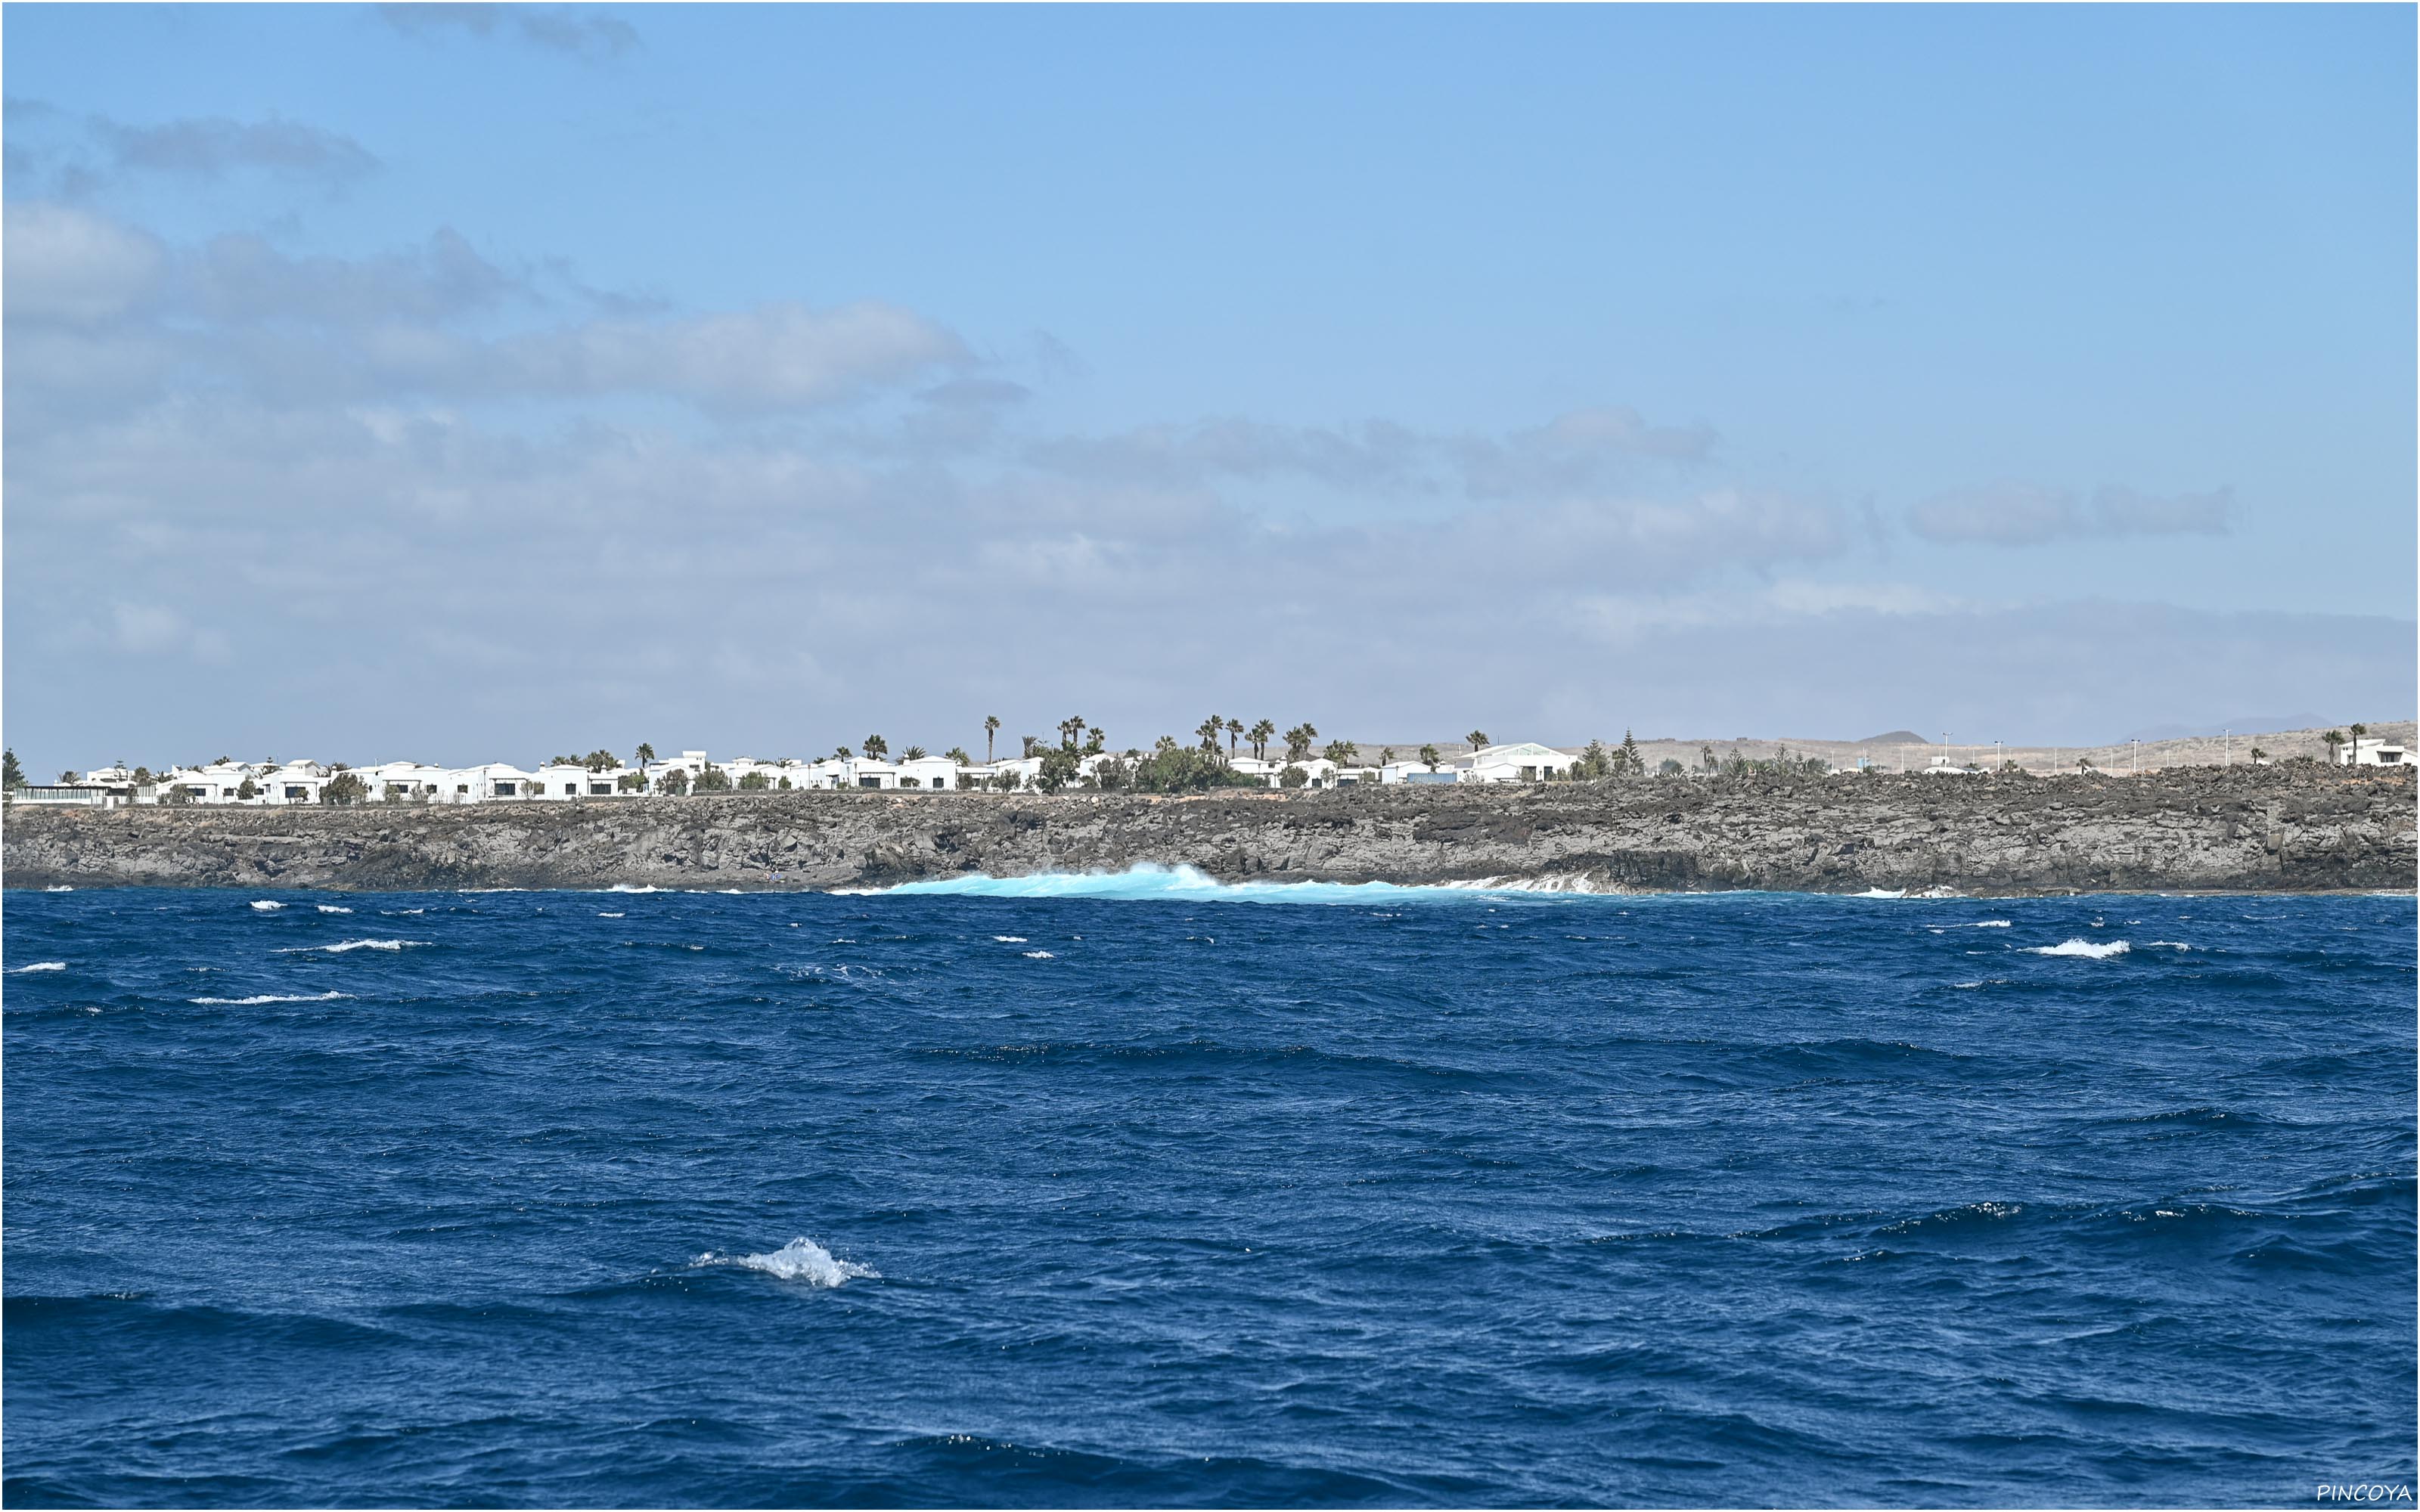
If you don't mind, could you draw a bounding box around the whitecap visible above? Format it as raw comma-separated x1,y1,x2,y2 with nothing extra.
608,884,664,894
43,885,73,893
1928,920,2013,931
274,938,430,954
2025,939,2130,959
189,990,353,1005
316,905,353,914
693,1236,876,1287
8,962,67,973
1852,888,1908,900
597,911,626,918
1022,950,1056,959
993,935,1028,943
2142,940,2194,951
249,900,286,912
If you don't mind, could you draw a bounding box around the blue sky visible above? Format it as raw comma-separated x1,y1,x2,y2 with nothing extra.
5,4,2412,771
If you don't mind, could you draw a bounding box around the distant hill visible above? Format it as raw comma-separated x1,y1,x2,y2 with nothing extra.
1858,730,1925,745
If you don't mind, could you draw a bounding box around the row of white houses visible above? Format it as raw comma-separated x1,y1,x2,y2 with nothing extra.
17,743,1585,807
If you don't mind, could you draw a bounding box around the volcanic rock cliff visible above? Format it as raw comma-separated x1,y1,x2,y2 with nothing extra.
5,767,2412,895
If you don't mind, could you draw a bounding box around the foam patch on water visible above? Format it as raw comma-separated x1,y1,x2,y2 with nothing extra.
1931,921,2013,931
44,885,73,892
1023,950,1056,959
694,1236,876,1287
250,900,286,912
8,961,67,973
1852,888,1907,900
190,990,353,1005
993,935,1028,943
851,863,1623,905
316,905,352,914
274,939,430,954
597,912,626,918
2026,939,2130,959
2142,940,2195,950
608,885,664,894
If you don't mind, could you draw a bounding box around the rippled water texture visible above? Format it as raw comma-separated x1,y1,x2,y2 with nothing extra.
5,882,2414,1506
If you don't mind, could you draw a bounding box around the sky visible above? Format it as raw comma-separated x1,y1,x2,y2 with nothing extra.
5,3,2413,773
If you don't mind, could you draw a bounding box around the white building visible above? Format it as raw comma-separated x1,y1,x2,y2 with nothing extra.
2342,737,2409,767
897,755,965,790
1457,742,1577,783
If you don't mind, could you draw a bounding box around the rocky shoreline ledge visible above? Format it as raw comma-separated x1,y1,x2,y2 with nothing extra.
5,767,2412,896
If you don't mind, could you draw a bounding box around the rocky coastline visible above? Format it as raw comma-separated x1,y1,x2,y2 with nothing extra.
5,767,2412,896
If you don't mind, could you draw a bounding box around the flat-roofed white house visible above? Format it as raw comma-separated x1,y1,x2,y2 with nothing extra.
839,758,898,790
1457,743,1576,783
359,761,451,802
439,764,541,801
1380,760,1457,785
259,761,331,805
2343,737,2409,767
897,755,964,790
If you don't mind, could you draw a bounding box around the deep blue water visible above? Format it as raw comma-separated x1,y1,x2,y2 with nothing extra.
5,877,2414,1507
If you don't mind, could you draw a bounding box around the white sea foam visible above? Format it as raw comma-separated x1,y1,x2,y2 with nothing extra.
275,938,430,954
992,935,1028,943
250,900,286,911
8,961,67,973
2142,940,2195,950
316,905,353,914
694,1236,876,1287
1853,888,1908,900
597,911,626,918
2025,939,2131,959
389,908,426,915
44,885,73,892
1022,950,1056,959
608,884,664,894
190,990,354,1005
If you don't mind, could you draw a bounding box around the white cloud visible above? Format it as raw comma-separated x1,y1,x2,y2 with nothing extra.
1909,481,2239,545
3,202,166,322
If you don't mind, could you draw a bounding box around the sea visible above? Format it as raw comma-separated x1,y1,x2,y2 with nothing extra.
5,873,2414,1507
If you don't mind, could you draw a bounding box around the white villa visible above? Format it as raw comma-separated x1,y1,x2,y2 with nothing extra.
2339,737,2409,767
11,735,1667,809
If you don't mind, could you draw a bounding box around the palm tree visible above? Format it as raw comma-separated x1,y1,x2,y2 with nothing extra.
834,745,853,760
1226,717,1244,760
2249,745,2267,765
1419,743,1441,770
945,746,972,766
1283,723,1318,763
634,742,656,766
864,735,889,761
2322,730,2346,766
1086,726,1106,754
2350,722,2369,764
1249,719,1276,761
1196,715,1224,756
1323,739,1358,767
1466,730,1488,751
983,716,1001,763
903,745,928,761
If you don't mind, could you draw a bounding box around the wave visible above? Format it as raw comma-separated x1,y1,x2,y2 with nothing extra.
8,961,67,973
1930,920,2012,931
189,991,354,1005
316,905,353,914
2142,940,2195,950
992,935,1028,943
597,912,626,918
43,885,73,892
2025,939,2130,959
250,900,285,911
607,884,665,894
693,1236,876,1287
273,939,431,954
852,863,1622,905
1023,950,1056,959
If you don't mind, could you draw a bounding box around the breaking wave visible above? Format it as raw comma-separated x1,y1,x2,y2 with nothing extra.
316,905,353,914
693,1236,876,1287
2026,939,2131,959
853,863,1620,905
274,939,431,955
9,961,67,973
189,991,354,1005
1022,950,1056,959
250,900,286,912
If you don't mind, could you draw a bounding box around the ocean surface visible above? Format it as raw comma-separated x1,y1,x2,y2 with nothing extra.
5,875,2414,1507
